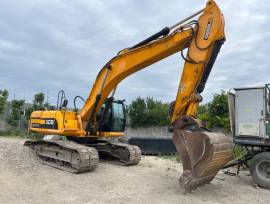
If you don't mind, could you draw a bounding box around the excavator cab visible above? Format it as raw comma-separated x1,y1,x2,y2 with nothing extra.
97,99,126,132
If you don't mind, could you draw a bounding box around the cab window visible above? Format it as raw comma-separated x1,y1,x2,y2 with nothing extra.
111,102,125,132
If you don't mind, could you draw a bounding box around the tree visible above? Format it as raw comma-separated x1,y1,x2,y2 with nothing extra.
128,97,170,127
0,89,9,115
198,91,230,132
44,102,55,110
128,97,147,127
208,91,228,117
33,92,45,110
145,97,170,126
8,99,25,126
25,92,55,120
25,106,34,120
128,92,230,130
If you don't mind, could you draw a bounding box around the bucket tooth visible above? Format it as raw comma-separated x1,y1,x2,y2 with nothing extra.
172,116,233,193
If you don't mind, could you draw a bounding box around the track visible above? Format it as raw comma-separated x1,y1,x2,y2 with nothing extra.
104,141,142,165
24,140,99,173
85,141,142,165
24,139,141,173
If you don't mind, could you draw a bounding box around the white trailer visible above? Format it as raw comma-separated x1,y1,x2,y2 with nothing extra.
228,85,270,189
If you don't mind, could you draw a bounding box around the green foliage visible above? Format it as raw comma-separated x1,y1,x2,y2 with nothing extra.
198,91,230,132
0,129,28,137
8,99,25,126
0,89,9,115
26,132,44,140
128,97,146,127
129,92,230,130
33,92,46,110
159,154,181,163
0,130,12,136
0,90,55,137
233,145,247,159
44,102,55,110
25,106,34,120
128,97,169,127
208,91,229,116
32,92,55,110
25,92,54,119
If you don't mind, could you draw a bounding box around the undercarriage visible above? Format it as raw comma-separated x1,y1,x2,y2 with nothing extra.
24,136,141,173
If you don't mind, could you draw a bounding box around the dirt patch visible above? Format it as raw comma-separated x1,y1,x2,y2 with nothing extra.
0,137,269,204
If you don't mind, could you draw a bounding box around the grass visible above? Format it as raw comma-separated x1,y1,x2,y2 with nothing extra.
0,134,24,138
233,144,247,158
0,130,25,137
0,129,43,140
159,154,181,163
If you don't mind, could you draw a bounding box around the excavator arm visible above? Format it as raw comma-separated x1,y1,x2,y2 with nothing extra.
28,0,233,193
79,0,225,133
80,28,192,132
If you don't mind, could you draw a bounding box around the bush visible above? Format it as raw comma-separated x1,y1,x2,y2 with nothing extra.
25,92,55,120
0,129,27,137
198,91,230,132
0,130,12,136
0,90,9,115
128,91,231,132
233,145,247,158
128,97,169,127
8,100,25,126
26,133,44,140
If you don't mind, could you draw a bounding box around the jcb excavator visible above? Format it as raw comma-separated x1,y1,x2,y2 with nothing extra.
25,0,233,193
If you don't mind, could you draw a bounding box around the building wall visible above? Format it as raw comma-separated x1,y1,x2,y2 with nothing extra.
124,126,231,139
125,126,172,139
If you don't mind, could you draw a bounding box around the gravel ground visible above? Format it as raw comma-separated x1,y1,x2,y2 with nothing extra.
0,136,269,204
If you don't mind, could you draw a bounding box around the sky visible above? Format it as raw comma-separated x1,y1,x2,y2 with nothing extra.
0,0,270,107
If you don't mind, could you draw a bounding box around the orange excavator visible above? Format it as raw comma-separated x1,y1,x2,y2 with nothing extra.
25,0,233,193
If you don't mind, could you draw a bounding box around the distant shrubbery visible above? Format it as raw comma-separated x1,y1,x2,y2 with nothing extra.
128,91,231,132
0,90,54,136
8,99,25,126
128,97,170,127
198,91,230,132
25,92,55,120
0,89,9,115
0,88,231,134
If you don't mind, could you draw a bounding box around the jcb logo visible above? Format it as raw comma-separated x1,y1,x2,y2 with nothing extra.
45,119,54,125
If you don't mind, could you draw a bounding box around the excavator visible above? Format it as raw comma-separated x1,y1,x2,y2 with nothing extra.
25,0,233,193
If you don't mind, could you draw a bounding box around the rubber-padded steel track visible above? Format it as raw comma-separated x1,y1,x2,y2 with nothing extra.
110,141,142,165
24,140,99,173
89,141,142,165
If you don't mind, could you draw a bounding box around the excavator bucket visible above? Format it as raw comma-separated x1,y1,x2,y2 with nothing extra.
173,116,233,193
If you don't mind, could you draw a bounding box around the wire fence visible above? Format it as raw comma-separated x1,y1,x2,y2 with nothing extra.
0,118,29,136
7,119,29,130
